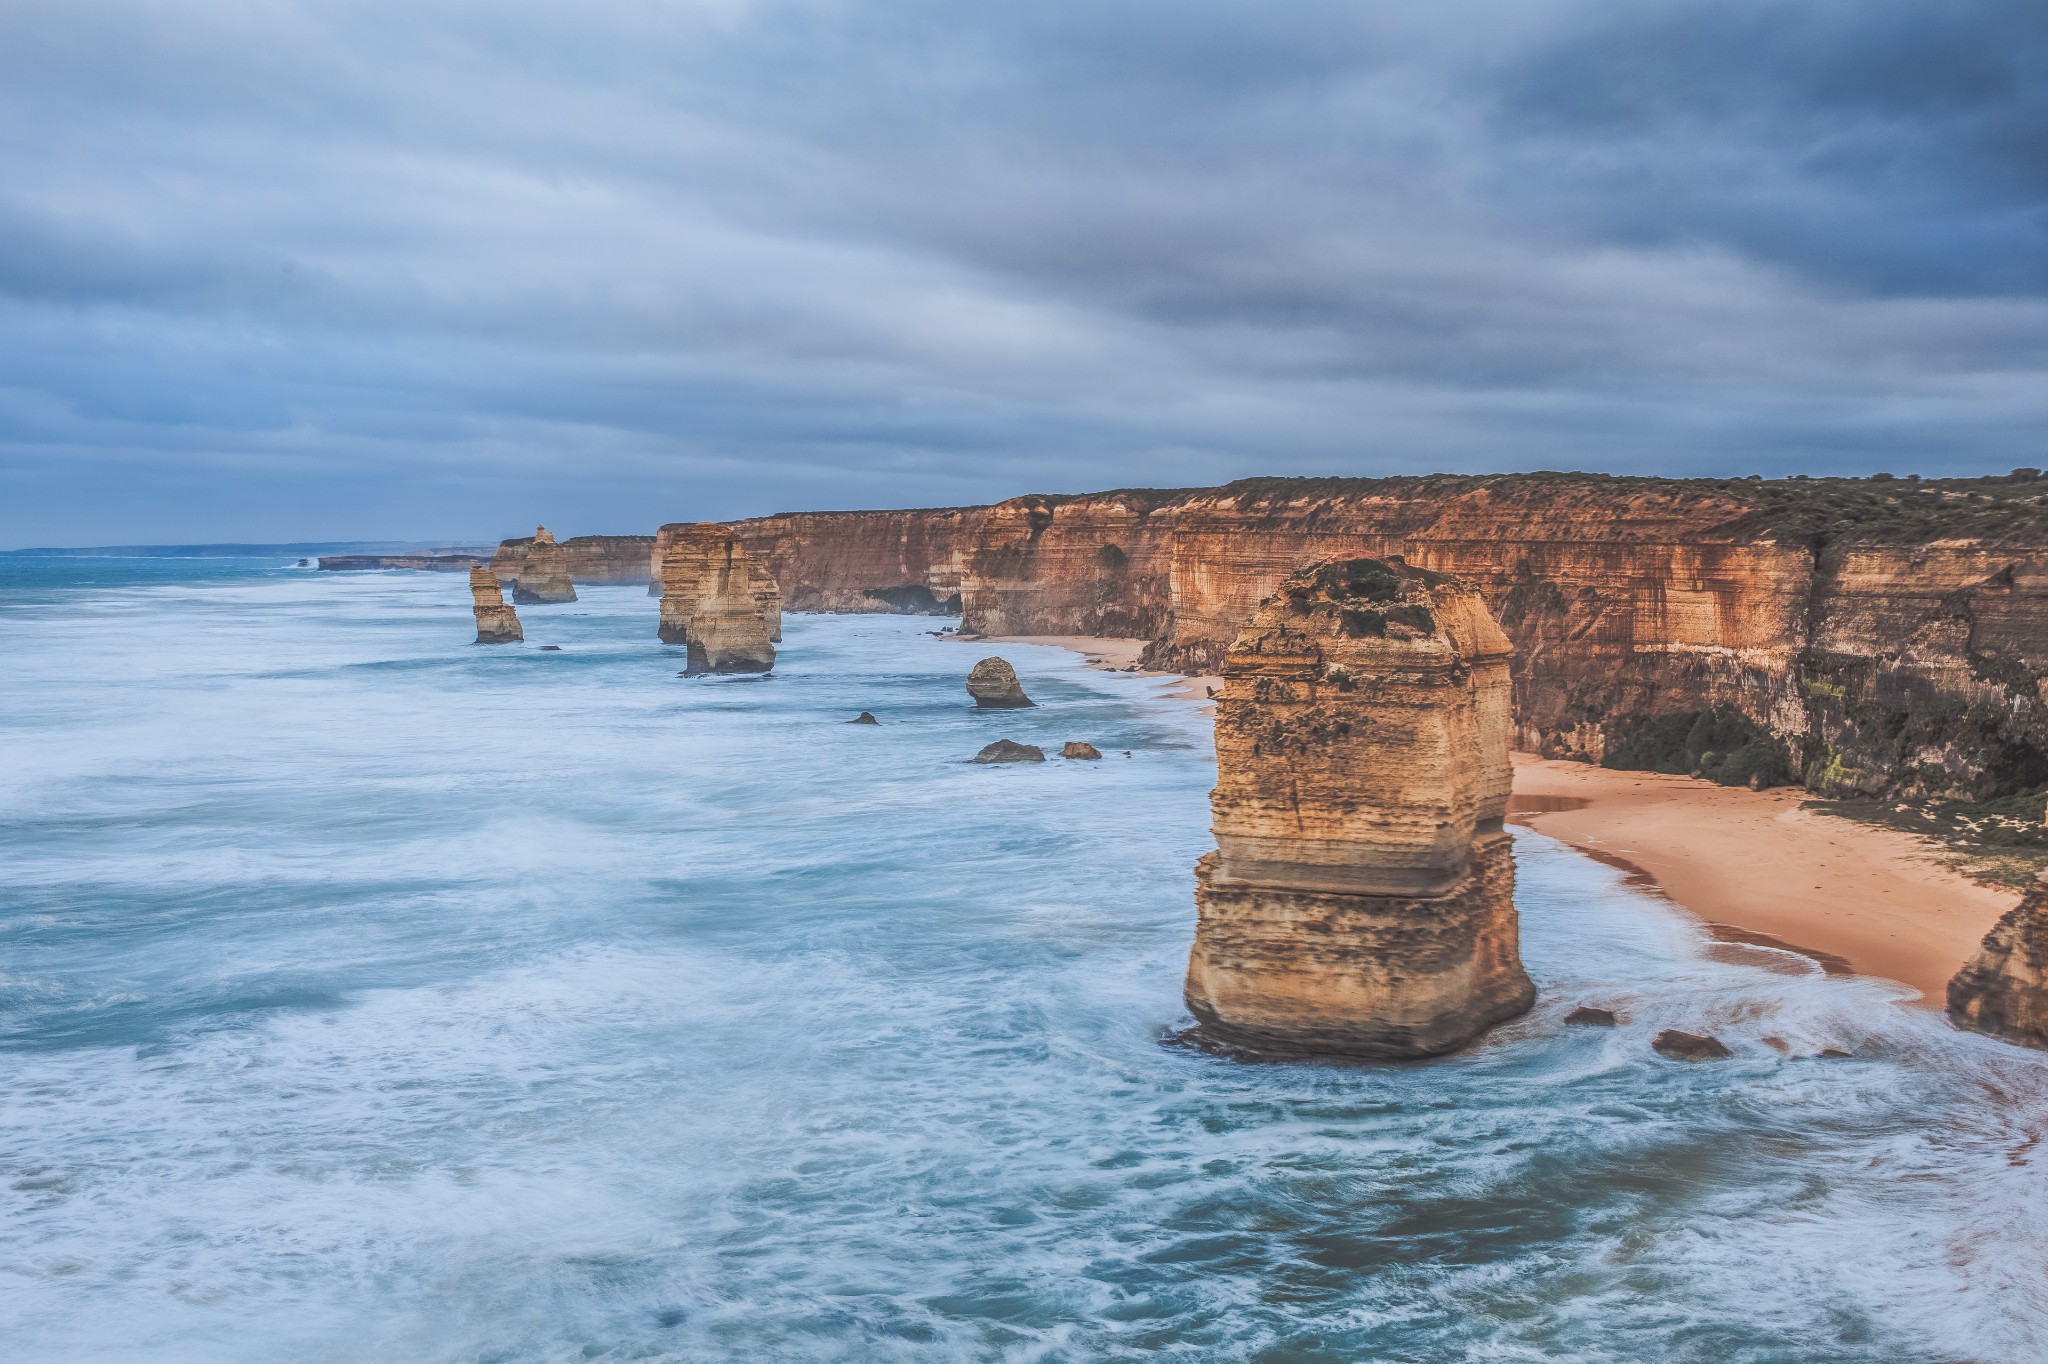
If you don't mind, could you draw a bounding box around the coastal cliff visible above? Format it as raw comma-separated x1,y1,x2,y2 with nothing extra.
1948,885,2048,1050
491,534,655,586
692,473,2048,800
1184,558,1533,1058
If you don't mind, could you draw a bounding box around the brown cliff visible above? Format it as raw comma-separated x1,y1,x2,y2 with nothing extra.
1948,884,2048,1050
469,566,523,644
658,526,779,673
1185,558,1533,1059
490,533,655,586
511,527,578,604
691,473,2048,801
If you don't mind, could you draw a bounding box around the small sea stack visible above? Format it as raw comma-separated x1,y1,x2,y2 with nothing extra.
966,657,1033,708
469,566,523,644
975,740,1045,763
1061,741,1102,759
1183,557,1534,1061
658,526,780,674
512,526,578,604
1948,884,2048,1050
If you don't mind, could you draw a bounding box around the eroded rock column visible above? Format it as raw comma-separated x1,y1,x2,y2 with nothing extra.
1185,557,1534,1059
658,526,780,674
1949,885,2048,1050
469,566,523,644
513,526,578,604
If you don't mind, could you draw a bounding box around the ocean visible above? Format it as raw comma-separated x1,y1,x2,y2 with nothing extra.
3,556,2046,1362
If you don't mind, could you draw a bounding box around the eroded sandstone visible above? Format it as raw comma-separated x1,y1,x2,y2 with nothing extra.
1948,885,2048,1050
469,566,523,644
966,657,1032,708
658,526,779,674
1184,557,1534,1060
512,527,578,604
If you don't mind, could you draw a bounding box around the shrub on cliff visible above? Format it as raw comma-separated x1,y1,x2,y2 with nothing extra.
1604,708,1791,788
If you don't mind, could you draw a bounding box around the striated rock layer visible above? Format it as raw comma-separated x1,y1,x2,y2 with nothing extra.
511,527,578,604
682,475,2048,800
1185,558,1535,1060
658,526,780,673
966,657,1032,708
491,533,656,586
1948,885,2048,1050
469,567,523,644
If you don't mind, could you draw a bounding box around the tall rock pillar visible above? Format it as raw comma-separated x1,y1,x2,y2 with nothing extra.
658,525,781,673
1185,557,1534,1059
469,566,523,644
1948,885,2048,1050
512,526,578,604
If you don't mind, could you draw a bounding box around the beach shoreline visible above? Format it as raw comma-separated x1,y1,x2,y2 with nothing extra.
995,630,2015,1004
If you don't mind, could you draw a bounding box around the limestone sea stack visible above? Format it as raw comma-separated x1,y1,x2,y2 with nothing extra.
966,657,1033,708
512,526,578,604
1948,885,2048,1050
658,526,780,674
469,566,523,644
1184,557,1535,1060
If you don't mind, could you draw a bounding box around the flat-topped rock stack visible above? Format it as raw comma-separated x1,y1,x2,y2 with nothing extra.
512,526,578,604
1948,884,2048,1050
469,566,523,644
658,525,781,674
1184,556,1534,1060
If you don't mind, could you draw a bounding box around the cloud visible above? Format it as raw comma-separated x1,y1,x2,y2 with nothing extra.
0,0,2043,543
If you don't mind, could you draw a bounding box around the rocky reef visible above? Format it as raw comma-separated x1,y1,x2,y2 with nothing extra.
469,566,523,644
679,473,2048,802
1183,557,1535,1060
966,657,1033,708
511,527,578,604
490,533,655,586
1947,884,2048,1050
658,526,780,674
320,553,483,572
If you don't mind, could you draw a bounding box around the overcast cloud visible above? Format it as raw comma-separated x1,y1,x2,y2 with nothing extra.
1,0,2044,544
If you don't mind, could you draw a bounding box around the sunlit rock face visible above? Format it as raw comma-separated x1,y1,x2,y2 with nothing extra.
511,527,578,605
1185,557,1535,1060
469,567,523,644
658,526,780,674
1949,885,2048,1051
965,657,1033,708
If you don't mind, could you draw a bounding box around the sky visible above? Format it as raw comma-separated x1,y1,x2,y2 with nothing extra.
1,0,2044,546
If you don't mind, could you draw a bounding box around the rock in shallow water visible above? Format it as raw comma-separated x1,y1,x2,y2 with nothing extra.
1061,741,1102,759
1947,884,2048,1051
1653,1029,1732,1061
974,740,1045,764
966,657,1033,708
1565,1006,1618,1027
851,712,879,724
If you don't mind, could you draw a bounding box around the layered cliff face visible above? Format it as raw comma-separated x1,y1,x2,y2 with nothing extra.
492,534,654,586
658,526,779,673
511,527,578,604
1948,885,2048,1050
695,474,2048,799
1185,558,1533,1059
469,566,522,644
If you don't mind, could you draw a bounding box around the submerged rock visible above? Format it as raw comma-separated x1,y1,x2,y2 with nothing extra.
469,566,523,644
512,526,578,604
1183,557,1533,1061
851,711,879,724
1947,884,2048,1050
1652,1029,1732,1061
966,657,1033,708
1565,1006,1618,1027
1061,741,1103,760
658,526,780,674
974,740,1045,764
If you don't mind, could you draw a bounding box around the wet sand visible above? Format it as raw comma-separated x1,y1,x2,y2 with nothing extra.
1509,755,2014,1002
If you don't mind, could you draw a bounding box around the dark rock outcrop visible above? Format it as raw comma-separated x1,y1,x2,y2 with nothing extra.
469,567,523,644
975,740,1045,764
1565,1006,1618,1026
658,527,779,674
322,554,482,572
1652,1029,1732,1061
512,527,578,604
966,657,1033,708
1184,558,1534,1061
851,712,880,725
1948,885,2048,1050
1061,741,1103,759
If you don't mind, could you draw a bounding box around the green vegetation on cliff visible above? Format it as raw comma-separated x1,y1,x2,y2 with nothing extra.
1604,708,1792,788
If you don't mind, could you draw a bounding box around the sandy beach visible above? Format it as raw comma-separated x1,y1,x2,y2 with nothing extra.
999,631,2015,1003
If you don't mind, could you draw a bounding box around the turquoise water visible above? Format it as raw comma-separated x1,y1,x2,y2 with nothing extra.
3,558,2046,1362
